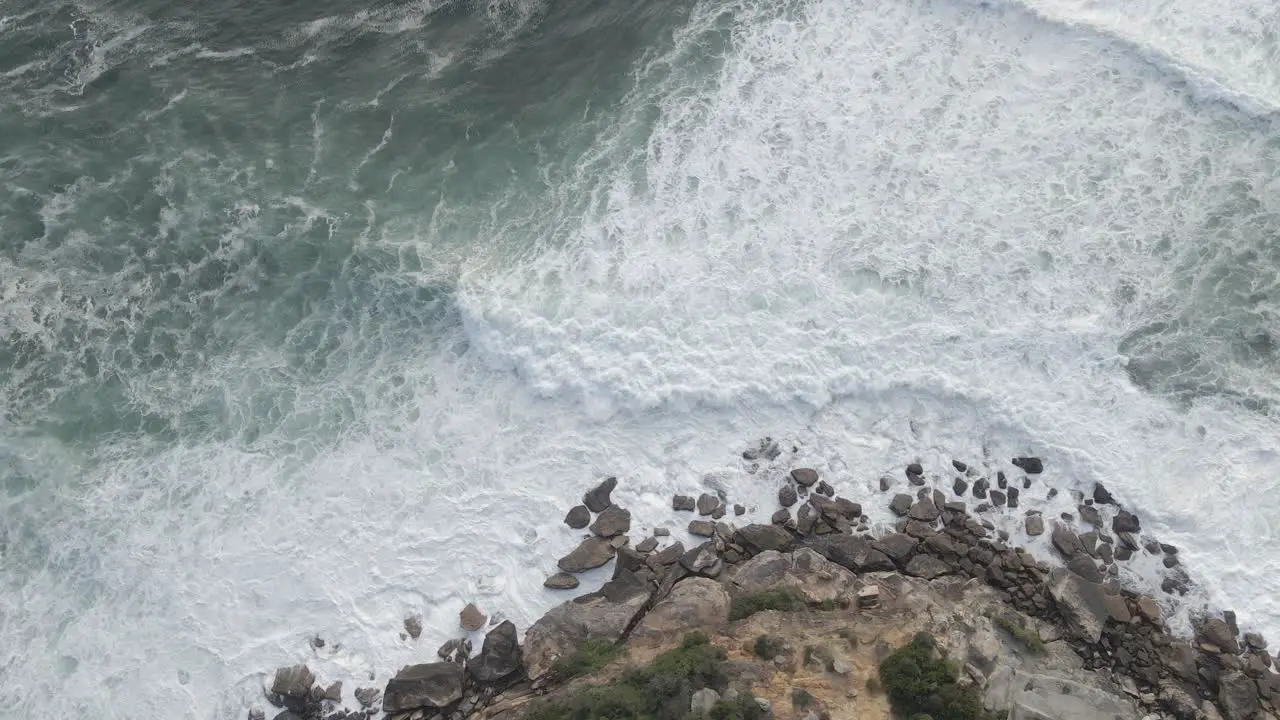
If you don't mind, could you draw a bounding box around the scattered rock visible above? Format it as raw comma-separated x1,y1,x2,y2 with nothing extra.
908,497,940,522
247,708,265,720
1051,523,1085,559
563,505,590,529
880,476,893,492
382,662,465,712
316,680,341,703
558,537,616,573
1025,514,1045,536
583,477,617,513
354,687,381,709
808,535,895,574
972,477,989,499
403,615,422,639
1201,618,1241,654
953,477,969,496
309,635,324,649
673,495,696,512
771,508,792,525
815,480,834,497
635,537,659,553
680,542,723,578
1218,671,1260,720
689,520,716,537
589,506,631,537
610,535,630,549
1006,486,1020,508
460,603,486,632
1113,510,1141,534
544,573,580,590
779,485,798,508
1093,483,1117,505
953,460,968,472
890,493,913,516
906,463,924,477
1012,457,1044,474
990,490,1006,507
1078,504,1102,527
696,493,720,516
872,533,917,567
270,665,315,706
1066,554,1103,583
654,527,671,537
1246,632,1268,650
736,524,794,554
792,468,820,487
437,638,466,660
734,504,746,516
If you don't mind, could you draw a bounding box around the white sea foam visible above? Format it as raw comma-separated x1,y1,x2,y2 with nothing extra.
2,0,1280,718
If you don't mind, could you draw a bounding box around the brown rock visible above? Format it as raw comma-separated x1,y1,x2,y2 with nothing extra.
583,477,617,513
908,497,940,522
689,520,716,537
904,554,952,579
1201,618,1241,654
771,508,792,525
558,536,616,573
673,494,696,511
791,468,820,487
696,493,721,516
544,573,580,590
383,662,465,712
635,537,659,553
460,603,486,632
404,615,423,639
563,505,590,529
779,485,798,507
1025,514,1045,536
1136,596,1162,623
632,578,731,642
589,506,631,537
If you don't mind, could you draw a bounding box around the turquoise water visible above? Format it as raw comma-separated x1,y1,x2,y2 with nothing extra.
1,0,1279,716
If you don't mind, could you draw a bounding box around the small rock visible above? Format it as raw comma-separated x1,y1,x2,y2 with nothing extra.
690,688,721,717
792,468,820,487
1022,476,1032,489
953,460,968,472
1025,514,1045,536
673,495,696,512
953,477,969,496
1201,618,1241,654
1012,457,1044,473
583,477,617,513
248,708,265,720
1078,504,1102,527
404,615,423,639
460,603,486,632
889,493,913,516
880,476,893,491
906,463,924,477
972,477,989,499
1093,483,1117,505
270,665,315,702
689,520,716,537
590,506,632,537
635,537,659,553
696,493,720,516
905,554,952,579
319,681,342,703
310,635,325,649
1047,487,1058,498
1246,632,1268,650
544,572,579,589
1162,555,1179,568
354,687,381,709
654,527,671,537
997,474,1008,490
779,485,798,507
437,638,464,660
1006,487,1020,508
990,490,1006,507
1136,596,1162,623
816,480,834,497
856,585,881,608
771,508,792,525
734,504,746,516
563,505,590,529
711,506,726,520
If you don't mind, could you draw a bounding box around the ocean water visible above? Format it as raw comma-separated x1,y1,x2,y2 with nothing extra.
1,0,1278,716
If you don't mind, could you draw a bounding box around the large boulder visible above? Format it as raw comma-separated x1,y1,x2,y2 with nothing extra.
908,497,940,522
583,477,617,513
522,572,650,684
1047,569,1131,643
904,554,951,580
382,662,465,713
791,468,820,487
1112,510,1140,534
589,506,631,537
270,665,314,705
734,524,793,554
872,533,918,567
632,578,731,642
558,536,616,573
1218,671,1261,720
729,548,855,604
468,620,523,684
1200,618,1241,654
807,535,895,573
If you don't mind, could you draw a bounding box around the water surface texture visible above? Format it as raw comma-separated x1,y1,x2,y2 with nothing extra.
1,0,1279,716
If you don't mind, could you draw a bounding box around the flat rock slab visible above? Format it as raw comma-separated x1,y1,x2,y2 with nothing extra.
558,536,617,573
985,666,1136,720
383,662,465,712
632,577,730,642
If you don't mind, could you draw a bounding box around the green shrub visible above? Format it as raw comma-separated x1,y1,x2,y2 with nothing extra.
709,694,769,720
527,632,730,720
753,634,785,660
730,588,807,620
878,633,989,720
994,616,1046,655
817,598,838,611
551,638,622,681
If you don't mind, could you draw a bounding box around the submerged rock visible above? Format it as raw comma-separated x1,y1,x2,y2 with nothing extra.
403,615,422,639
270,665,314,708
460,603,486,632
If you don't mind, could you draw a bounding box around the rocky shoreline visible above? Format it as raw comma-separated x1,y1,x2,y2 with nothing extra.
253,444,1279,720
